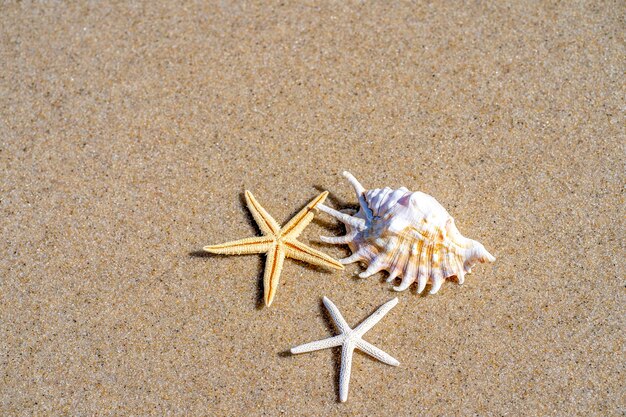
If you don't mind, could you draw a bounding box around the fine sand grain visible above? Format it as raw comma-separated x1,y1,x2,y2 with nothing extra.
1,2,624,415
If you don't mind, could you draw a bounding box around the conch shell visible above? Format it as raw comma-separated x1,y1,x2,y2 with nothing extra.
318,172,495,294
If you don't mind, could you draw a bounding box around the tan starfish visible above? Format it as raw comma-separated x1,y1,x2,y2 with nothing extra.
203,190,344,306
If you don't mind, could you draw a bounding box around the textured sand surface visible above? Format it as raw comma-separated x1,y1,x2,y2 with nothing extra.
1,1,624,415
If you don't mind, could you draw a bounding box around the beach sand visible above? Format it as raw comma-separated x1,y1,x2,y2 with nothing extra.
1,1,624,415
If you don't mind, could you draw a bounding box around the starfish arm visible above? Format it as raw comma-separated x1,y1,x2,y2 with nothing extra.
279,191,328,239
354,297,399,337
283,239,344,271
245,190,281,236
356,339,400,367
322,296,351,334
339,341,355,403
203,236,274,255
290,334,345,354
263,244,286,306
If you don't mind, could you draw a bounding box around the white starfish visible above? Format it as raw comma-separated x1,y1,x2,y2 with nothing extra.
290,297,400,402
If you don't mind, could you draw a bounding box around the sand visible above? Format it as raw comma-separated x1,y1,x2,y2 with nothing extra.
1,1,624,415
